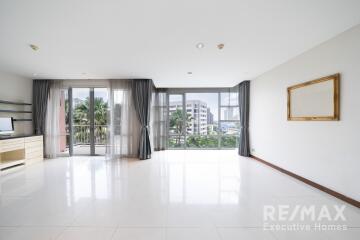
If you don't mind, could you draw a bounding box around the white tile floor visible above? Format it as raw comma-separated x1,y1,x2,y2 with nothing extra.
0,150,359,240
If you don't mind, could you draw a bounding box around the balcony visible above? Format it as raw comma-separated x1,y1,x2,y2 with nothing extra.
60,125,108,155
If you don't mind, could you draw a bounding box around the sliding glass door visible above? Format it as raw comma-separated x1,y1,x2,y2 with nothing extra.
72,88,91,155
93,88,108,155
65,87,109,156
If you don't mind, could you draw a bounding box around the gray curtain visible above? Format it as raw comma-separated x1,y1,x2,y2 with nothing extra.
132,79,154,160
33,80,51,135
238,80,250,156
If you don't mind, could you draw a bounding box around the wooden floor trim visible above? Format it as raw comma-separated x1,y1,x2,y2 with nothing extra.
250,155,360,208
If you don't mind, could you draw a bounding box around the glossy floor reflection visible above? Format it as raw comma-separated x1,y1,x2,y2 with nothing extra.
0,150,359,239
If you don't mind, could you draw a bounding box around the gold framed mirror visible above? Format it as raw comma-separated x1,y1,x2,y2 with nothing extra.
287,74,340,121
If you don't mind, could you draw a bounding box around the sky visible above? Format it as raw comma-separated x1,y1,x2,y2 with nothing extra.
72,88,108,102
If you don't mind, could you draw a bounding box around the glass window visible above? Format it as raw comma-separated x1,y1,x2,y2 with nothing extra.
220,107,239,120
220,135,238,148
221,92,238,106
186,93,218,134
186,135,218,148
169,95,184,135
94,88,109,155
219,122,240,135
168,135,185,148
167,90,239,150
72,88,91,155
185,93,219,148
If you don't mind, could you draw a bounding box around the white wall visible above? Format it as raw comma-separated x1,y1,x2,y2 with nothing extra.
0,71,33,135
250,24,360,201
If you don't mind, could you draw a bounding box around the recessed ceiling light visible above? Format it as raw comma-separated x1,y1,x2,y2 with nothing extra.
217,43,224,50
196,43,204,49
29,44,39,51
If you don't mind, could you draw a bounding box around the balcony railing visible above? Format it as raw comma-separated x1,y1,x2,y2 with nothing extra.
73,125,108,145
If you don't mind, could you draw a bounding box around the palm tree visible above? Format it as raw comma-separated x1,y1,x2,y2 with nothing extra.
94,98,108,125
73,97,108,124
74,99,90,125
73,97,108,144
169,109,193,145
170,109,183,134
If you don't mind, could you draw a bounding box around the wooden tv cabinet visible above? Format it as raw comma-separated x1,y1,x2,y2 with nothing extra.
0,135,43,170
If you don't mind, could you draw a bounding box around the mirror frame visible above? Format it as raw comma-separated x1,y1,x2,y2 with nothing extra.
287,73,340,121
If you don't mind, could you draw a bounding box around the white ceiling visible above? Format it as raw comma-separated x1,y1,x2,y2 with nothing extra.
0,0,359,87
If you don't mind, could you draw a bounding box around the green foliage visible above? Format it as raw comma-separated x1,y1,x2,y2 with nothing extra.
186,135,218,148
69,100,239,148
168,135,238,149
73,97,108,144
73,97,108,125
94,98,108,125
220,136,237,148
168,108,238,149
169,109,192,134
169,109,192,146
168,137,183,148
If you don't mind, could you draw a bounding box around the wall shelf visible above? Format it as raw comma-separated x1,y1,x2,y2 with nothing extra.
13,119,33,122
0,110,32,113
0,100,32,106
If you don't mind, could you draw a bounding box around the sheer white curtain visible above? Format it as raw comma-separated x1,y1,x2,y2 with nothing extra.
45,81,61,158
106,80,140,159
152,90,167,151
